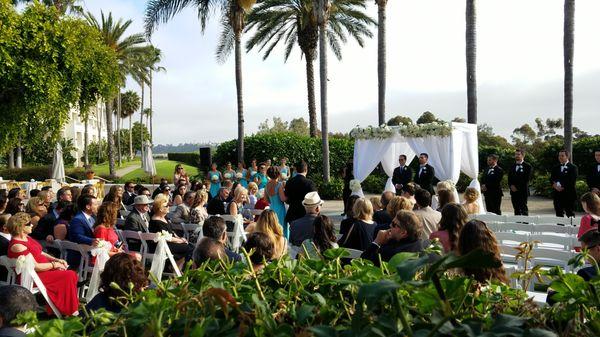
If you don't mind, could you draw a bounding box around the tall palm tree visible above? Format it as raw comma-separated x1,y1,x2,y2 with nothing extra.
375,0,387,125
315,0,330,181
245,0,374,138
146,0,256,163
465,0,477,124
85,11,149,176
120,90,141,160
563,0,574,158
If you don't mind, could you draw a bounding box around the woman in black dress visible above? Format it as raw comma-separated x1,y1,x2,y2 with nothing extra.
149,197,194,265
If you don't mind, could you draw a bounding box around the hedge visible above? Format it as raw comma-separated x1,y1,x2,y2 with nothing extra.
167,152,199,167
537,136,600,176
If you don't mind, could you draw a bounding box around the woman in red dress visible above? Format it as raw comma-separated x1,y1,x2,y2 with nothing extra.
7,212,79,316
94,202,140,261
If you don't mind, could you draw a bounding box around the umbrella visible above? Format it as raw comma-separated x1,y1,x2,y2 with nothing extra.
143,142,156,176
51,142,65,183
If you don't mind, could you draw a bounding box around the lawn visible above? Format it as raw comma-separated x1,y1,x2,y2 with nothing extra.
120,160,199,183
91,159,141,176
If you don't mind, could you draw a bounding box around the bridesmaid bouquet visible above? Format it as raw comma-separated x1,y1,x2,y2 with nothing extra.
349,179,362,192
281,173,288,180
211,176,219,183
235,172,243,180
224,173,232,180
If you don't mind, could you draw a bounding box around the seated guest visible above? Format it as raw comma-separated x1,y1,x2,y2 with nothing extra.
0,195,7,215
577,229,600,281
373,196,414,238
435,189,456,212
227,186,251,222
31,199,67,242
370,196,383,212
243,232,274,272
123,195,153,232
29,189,40,198
247,182,259,209
206,187,231,215
86,253,148,313
361,210,431,266
56,186,73,203
253,190,270,213
300,215,338,258
373,191,394,225
400,183,417,207
25,197,47,230
7,188,25,200
340,195,360,236
151,179,169,199
463,187,481,215
7,213,79,316
68,195,99,267
172,183,188,206
69,186,81,204
458,220,508,284
338,198,376,251
432,180,456,210
104,185,126,214
202,216,242,261
4,198,24,216
171,191,196,224
53,203,75,241
80,184,97,198
0,214,11,282
430,203,468,253
290,192,323,246
0,285,38,337
577,192,600,242
123,182,136,206
37,190,53,208
413,189,441,238
189,190,209,224
94,203,126,258
149,198,194,267
192,237,226,266
252,209,287,259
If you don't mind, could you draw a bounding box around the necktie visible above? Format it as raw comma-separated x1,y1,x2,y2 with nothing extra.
561,165,567,172
516,164,522,172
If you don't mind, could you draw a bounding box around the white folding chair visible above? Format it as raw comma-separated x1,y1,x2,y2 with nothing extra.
288,245,302,259
182,223,201,241
121,230,143,254
0,256,16,285
138,232,157,266
531,224,572,235
499,244,521,266
531,248,573,271
495,232,530,246
472,214,506,224
504,265,520,289
571,216,582,227
530,234,574,251
345,248,363,259
536,216,572,226
221,214,246,252
60,241,93,297
494,222,533,234
45,239,65,260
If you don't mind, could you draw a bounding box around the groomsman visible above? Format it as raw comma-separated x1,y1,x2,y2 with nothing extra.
414,153,435,195
587,149,600,195
481,154,504,215
392,155,412,195
550,150,578,217
508,149,533,215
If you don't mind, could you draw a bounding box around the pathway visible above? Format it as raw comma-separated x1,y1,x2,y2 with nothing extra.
115,163,140,177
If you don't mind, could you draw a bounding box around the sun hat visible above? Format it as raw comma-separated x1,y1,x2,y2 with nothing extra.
302,191,324,207
134,195,153,205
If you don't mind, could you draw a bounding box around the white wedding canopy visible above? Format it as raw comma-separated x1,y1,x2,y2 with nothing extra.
353,122,480,199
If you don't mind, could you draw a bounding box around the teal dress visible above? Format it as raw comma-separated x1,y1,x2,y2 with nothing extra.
249,169,258,184
238,169,248,188
255,172,268,190
209,171,221,198
280,166,290,180
268,182,288,239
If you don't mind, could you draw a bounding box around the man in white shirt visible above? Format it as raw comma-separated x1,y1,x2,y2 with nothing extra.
413,189,441,238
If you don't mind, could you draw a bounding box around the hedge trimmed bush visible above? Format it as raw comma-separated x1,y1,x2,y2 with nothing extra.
0,166,52,181
167,152,199,167
537,136,600,176
313,177,343,200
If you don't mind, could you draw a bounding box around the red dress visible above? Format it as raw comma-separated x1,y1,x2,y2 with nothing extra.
8,236,79,316
93,226,120,264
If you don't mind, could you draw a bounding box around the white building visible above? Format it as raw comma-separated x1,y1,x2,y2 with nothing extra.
62,102,108,167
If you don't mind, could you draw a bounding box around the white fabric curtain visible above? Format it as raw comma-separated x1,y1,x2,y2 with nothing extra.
353,139,393,182
454,122,484,212
380,137,417,193
51,143,65,183
406,135,461,183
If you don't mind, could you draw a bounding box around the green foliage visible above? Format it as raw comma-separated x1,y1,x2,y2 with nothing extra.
167,153,199,167
87,140,108,165
114,122,150,156
22,138,77,167
257,117,311,137
537,136,600,176
416,111,442,124
478,123,512,148
314,177,343,200
479,145,517,174
362,173,387,194
387,115,413,126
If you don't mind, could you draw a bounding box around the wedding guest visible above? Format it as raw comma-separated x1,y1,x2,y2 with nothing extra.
171,191,196,224
193,238,225,266
247,182,258,209
284,161,316,224
373,191,394,225
0,285,37,337
400,183,417,207
207,163,223,199
290,192,322,246
587,149,600,195
414,153,435,195
550,150,578,217
458,220,508,284
243,232,274,272
149,198,194,266
481,154,504,215
237,161,249,188
300,215,338,258
463,187,480,215
0,196,7,215
432,180,456,210
228,186,252,226
252,209,287,259
576,192,600,242
413,189,442,238
25,197,47,230
37,190,52,208
123,182,136,206
202,216,242,261
189,190,209,224
56,186,73,203
339,198,376,251
70,186,81,204
207,187,230,215
7,188,24,200
265,166,287,236
104,185,126,214
4,199,24,216
31,199,67,243
508,149,533,215
373,196,414,237
576,230,600,281
436,189,456,212
341,159,354,214
172,184,188,206
279,157,290,180
80,184,97,198
0,214,10,282
370,196,383,212
247,159,259,182
430,203,468,253
151,179,169,199
392,154,413,195
7,213,79,316
68,195,100,266
94,203,127,259
53,203,75,241
254,163,268,190
223,162,236,182
173,164,189,187
123,195,153,252
340,195,360,236
29,189,40,198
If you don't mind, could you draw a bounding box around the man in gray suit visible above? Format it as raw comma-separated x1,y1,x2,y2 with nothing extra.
289,192,323,246
123,195,153,251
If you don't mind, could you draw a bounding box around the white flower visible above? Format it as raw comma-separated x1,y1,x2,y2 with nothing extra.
349,179,362,192
235,172,243,179
211,175,219,183
224,173,232,179
281,173,288,180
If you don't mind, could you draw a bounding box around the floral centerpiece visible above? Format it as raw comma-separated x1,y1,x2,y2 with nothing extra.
350,122,453,140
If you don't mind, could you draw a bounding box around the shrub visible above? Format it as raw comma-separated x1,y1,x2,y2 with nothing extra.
314,177,343,200
362,174,387,194
0,166,52,181
538,136,600,176
168,152,199,167
530,174,553,197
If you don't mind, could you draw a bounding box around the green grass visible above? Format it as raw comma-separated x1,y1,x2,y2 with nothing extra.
120,160,199,183
90,159,141,176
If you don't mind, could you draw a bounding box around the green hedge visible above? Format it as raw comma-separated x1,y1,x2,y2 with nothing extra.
537,136,600,176
167,152,199,167
0,166,113,182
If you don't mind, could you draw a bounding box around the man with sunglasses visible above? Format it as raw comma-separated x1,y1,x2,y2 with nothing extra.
361,210,431,266
123,181,136,206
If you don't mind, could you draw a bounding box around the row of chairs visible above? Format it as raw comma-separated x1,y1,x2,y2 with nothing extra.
473,214,581,227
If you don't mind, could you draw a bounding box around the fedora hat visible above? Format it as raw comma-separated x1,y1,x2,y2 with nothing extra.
134,195,153,205
302,191,323,207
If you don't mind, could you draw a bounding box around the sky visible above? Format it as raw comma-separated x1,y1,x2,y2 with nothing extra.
82,0,600,145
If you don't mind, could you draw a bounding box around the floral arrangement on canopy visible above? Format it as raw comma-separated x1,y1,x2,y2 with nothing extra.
349,122,453,140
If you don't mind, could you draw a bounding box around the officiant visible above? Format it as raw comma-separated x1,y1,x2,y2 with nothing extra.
392,155,412,195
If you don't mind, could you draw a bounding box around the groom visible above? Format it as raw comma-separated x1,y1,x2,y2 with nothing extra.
414,153,435,195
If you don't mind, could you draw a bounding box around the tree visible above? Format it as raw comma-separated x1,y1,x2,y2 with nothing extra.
12,0,83,15
146,0,258,163
375,0,387,125
114,122,150,157
119,90,141,160
465,0,477,124
478,123,511,148
563,0,575,158
315,0,330,181
452,117,466,123
511,124,537,147
147,47,165,144
245,0,374,138
288,117,310,136
535,117,563,140
258,117,289,134
416,111,440,124
387,115,413,126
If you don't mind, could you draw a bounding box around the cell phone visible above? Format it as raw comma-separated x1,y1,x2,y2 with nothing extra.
114,240,123,249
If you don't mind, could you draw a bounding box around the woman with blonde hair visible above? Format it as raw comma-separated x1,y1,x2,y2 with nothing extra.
253,209,287,259
433,180,456,210
373,196,414,238
339,198,376,251
189,190,209,224
370,196,383,212
25,196,47,229
463,187,481,215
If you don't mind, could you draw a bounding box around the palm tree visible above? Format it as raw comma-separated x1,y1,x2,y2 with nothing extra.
375,0,387,125
145,0,256,163
563,0,574,158
315,0,330,181
120,90,141,160
148,48,166,144
465,0,477,124
85,11,149,176
245,0,374,138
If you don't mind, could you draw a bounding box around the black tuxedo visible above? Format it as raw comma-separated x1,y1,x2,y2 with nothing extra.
481,165,504,215
0,235,9,282
587,162,600,192
123,191,136,206
284,174,316,224
550,162,578,217
414,164,435,195
508,161,533,215
392,165,412,195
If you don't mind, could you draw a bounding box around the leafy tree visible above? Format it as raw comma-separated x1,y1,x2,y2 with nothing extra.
288,117,310,136
258,117,289,134
416,111,441,124
12,0,82,15
511,124,537,147
387,115,413,126
534,117,563,140
114,122,150,157
477,123,512,148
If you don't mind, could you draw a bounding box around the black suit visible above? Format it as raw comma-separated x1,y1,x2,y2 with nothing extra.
481,165,504,215
507,162,533,215
284,174,316,224
392,165,412,195
123,191,136,206
414,164,435,195
206,197,227,215
550,162,578,217
0,235,9,282
587,163,600,192
360,238,430,267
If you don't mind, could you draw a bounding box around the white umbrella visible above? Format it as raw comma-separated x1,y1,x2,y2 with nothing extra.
143,142,156,176
51,143,65,183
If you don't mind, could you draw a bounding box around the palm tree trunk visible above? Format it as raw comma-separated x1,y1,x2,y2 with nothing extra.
149,72,154,144
234,29,245,163
129,115,133,160
140,84,145,160
84,116,89,167
117,91,122,166
466,0,477,124
305,54,318,138
563,0,575,159
105,99,115,176
318,21,330,182
376,0,387,125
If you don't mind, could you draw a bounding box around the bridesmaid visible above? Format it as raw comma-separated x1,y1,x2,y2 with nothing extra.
207,163,223,198
237,161,249,188
247,159,258,182
254,163,269,190
223,162,236,182
279,157,290,181
266,166,288,238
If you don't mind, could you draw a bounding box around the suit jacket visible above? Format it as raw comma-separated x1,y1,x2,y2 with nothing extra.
361,238,431,267
0,327,27,337
373,210,392,225
507,161,533,194
171,203,191,224
481,165,504,197
0,235,9,282
289,213,317,246
206,197,227,215
31,211,58,240
123,191,136,206
123,209,150,232
69,212,95,245
284,174,316,224
587,163,600,191
414,164,435,194
392,166,412,190
550,162,578,197
414,206,442,238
